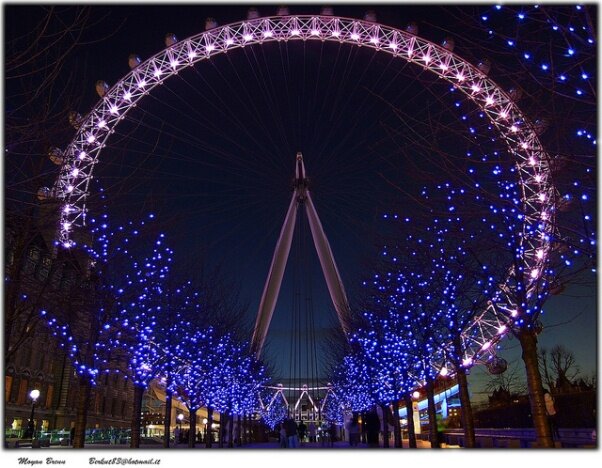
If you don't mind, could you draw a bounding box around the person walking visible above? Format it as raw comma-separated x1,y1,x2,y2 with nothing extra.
308,421,316,443
279,424,288,448
174,426,180,447
364,409,380,448
328,422,337,447
297,420,307,445
348,413,360,447
285,418,298,448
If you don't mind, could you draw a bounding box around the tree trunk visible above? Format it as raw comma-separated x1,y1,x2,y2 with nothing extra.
236,415,242,446
72,375,91,448
456,367,475,448
426,380,440,448
219,411,225,448
188,407,197,448
228,410,234,448
130,384,144,448
518,329,555,448
404,393,417,448
163,389,172,448
380,404,389,448
392,400,402,448
206,407,213,448
242,415,248,445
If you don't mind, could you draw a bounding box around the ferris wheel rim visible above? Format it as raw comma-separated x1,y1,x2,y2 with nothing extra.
54,13,557,372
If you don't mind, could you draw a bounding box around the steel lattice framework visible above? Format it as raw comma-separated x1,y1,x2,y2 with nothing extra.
53,14,557,377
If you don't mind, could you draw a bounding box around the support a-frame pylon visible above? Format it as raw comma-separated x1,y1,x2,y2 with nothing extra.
250,152,351,357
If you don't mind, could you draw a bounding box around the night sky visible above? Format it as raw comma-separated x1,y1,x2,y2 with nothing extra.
5,4,596,400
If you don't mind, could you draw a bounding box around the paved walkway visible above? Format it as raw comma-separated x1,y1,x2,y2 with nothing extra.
34,439,441,449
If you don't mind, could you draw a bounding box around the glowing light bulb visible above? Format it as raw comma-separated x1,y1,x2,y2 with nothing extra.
206,44,215,52
531,268,540,278
263,30,273,38
78,151,87,160
137,80,146,88
331,30,341,38
538,193,546,202
485,96,494,105
243,33,253,41
110,105,119,115
87,135,95,143
351,33,360,40
311,29,320,36
510,125,518,133
497,325,507,334
226,38,234,46
153,69,162,78
370,36,379,44
412,391,420,399
440,63,448,71
188,51,197,59
440,367,448,376
66,185,74,192
290,29,300,36
170,60,179,68
71,168,79,177
535,174,542,183
124,92,132,101
471,84,481,93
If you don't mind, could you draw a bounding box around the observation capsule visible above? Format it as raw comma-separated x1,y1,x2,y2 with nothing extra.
508,87,523,102
477,59,491,75
558,196,573,212
128,54,141,69
205,17,217,30
68,111,82,129
277,6,289,16
165,33,178,47
48,147,64,165
364,10,377,22
534,118,549,135
406,22,419,35
441,37,455,52
95,80,109,98
247,8,259,20
321,6,334,16
486,356,508,375
550,281,566,295
37,187,51,201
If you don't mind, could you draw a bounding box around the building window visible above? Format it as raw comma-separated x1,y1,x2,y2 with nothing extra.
45,385,54,409
17,378,29,405
29,248,40,261
5,375,13,402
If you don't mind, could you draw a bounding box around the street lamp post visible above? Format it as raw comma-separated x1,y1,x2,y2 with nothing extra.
27,389,40,440
176,413,184,444
202,418,208,443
